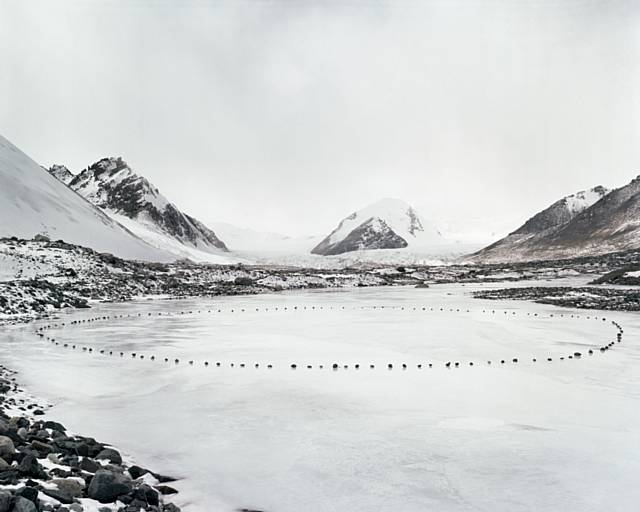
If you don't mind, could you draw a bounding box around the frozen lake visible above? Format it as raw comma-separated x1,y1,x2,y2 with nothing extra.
4,283,640,512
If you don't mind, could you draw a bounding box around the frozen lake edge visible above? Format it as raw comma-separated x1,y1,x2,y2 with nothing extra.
2,283,639,512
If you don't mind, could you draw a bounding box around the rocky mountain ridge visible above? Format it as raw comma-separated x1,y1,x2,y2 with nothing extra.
48,157,233,263
470,181,640,263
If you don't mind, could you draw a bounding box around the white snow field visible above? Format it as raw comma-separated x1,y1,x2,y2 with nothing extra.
4,284,640,512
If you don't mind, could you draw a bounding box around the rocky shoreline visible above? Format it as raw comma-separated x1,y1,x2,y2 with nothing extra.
0,363,182,512
473,286,640,311
3,237,640,321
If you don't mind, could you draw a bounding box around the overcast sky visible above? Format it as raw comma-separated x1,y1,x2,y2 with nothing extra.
2,0,639,241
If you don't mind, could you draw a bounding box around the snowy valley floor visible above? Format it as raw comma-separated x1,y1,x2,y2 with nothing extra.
3,284,639,512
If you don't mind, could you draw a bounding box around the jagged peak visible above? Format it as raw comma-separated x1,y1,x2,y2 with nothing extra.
47,164,75,185
71,157,165,207
66,156,228,253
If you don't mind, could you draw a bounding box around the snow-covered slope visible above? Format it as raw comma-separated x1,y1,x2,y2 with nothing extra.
312,199,444,256
470,185,615,263
0,134,173,261
52,157,237,264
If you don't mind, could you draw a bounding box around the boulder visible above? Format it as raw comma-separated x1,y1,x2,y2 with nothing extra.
51,478,84,498
11,497,37,512
9,418,28,429
87,469,133,503
133,484,159,506
29,440,53,456
96,448,122,464
128,465,149,479
0,491,11,512
41,488,74,505
79,457,101,473
46,453,63,465
0,469,19,485
17,454,47,479
15,486,38,503
152,471,177,483
0,436,14,459
155,484,178,495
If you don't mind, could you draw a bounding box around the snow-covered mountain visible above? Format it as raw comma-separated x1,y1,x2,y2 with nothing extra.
47,164,74,185
0,134,172,261
50,157,236,264
312,198,444,256
470,185,616,263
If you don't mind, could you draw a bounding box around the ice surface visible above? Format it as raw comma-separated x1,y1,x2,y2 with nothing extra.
3,283,640,512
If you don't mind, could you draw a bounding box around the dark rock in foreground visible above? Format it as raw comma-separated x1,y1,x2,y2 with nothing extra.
0,366,181,511
88,469,133,503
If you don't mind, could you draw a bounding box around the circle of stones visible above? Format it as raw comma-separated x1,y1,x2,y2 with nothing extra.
33,305,624,371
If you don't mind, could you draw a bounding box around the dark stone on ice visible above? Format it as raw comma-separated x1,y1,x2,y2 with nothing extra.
80,457,101,473
43,421,66,432
14,418,29,429
155,485,178,495
55,439,90,457
11,497,37,512
133,484,159,506
18,454,47,479
87,469,133,503
128,465,149,480
152,472,177,483
29,440,53,455
15,486,38,503
96,448,122,464
41,488,74,504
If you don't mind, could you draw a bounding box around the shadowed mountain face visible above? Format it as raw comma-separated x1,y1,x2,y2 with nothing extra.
512,186,609,236
312,198,443,256
546,178,640,250
313,217,408,255
469,181,640,263
60,157,228,253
